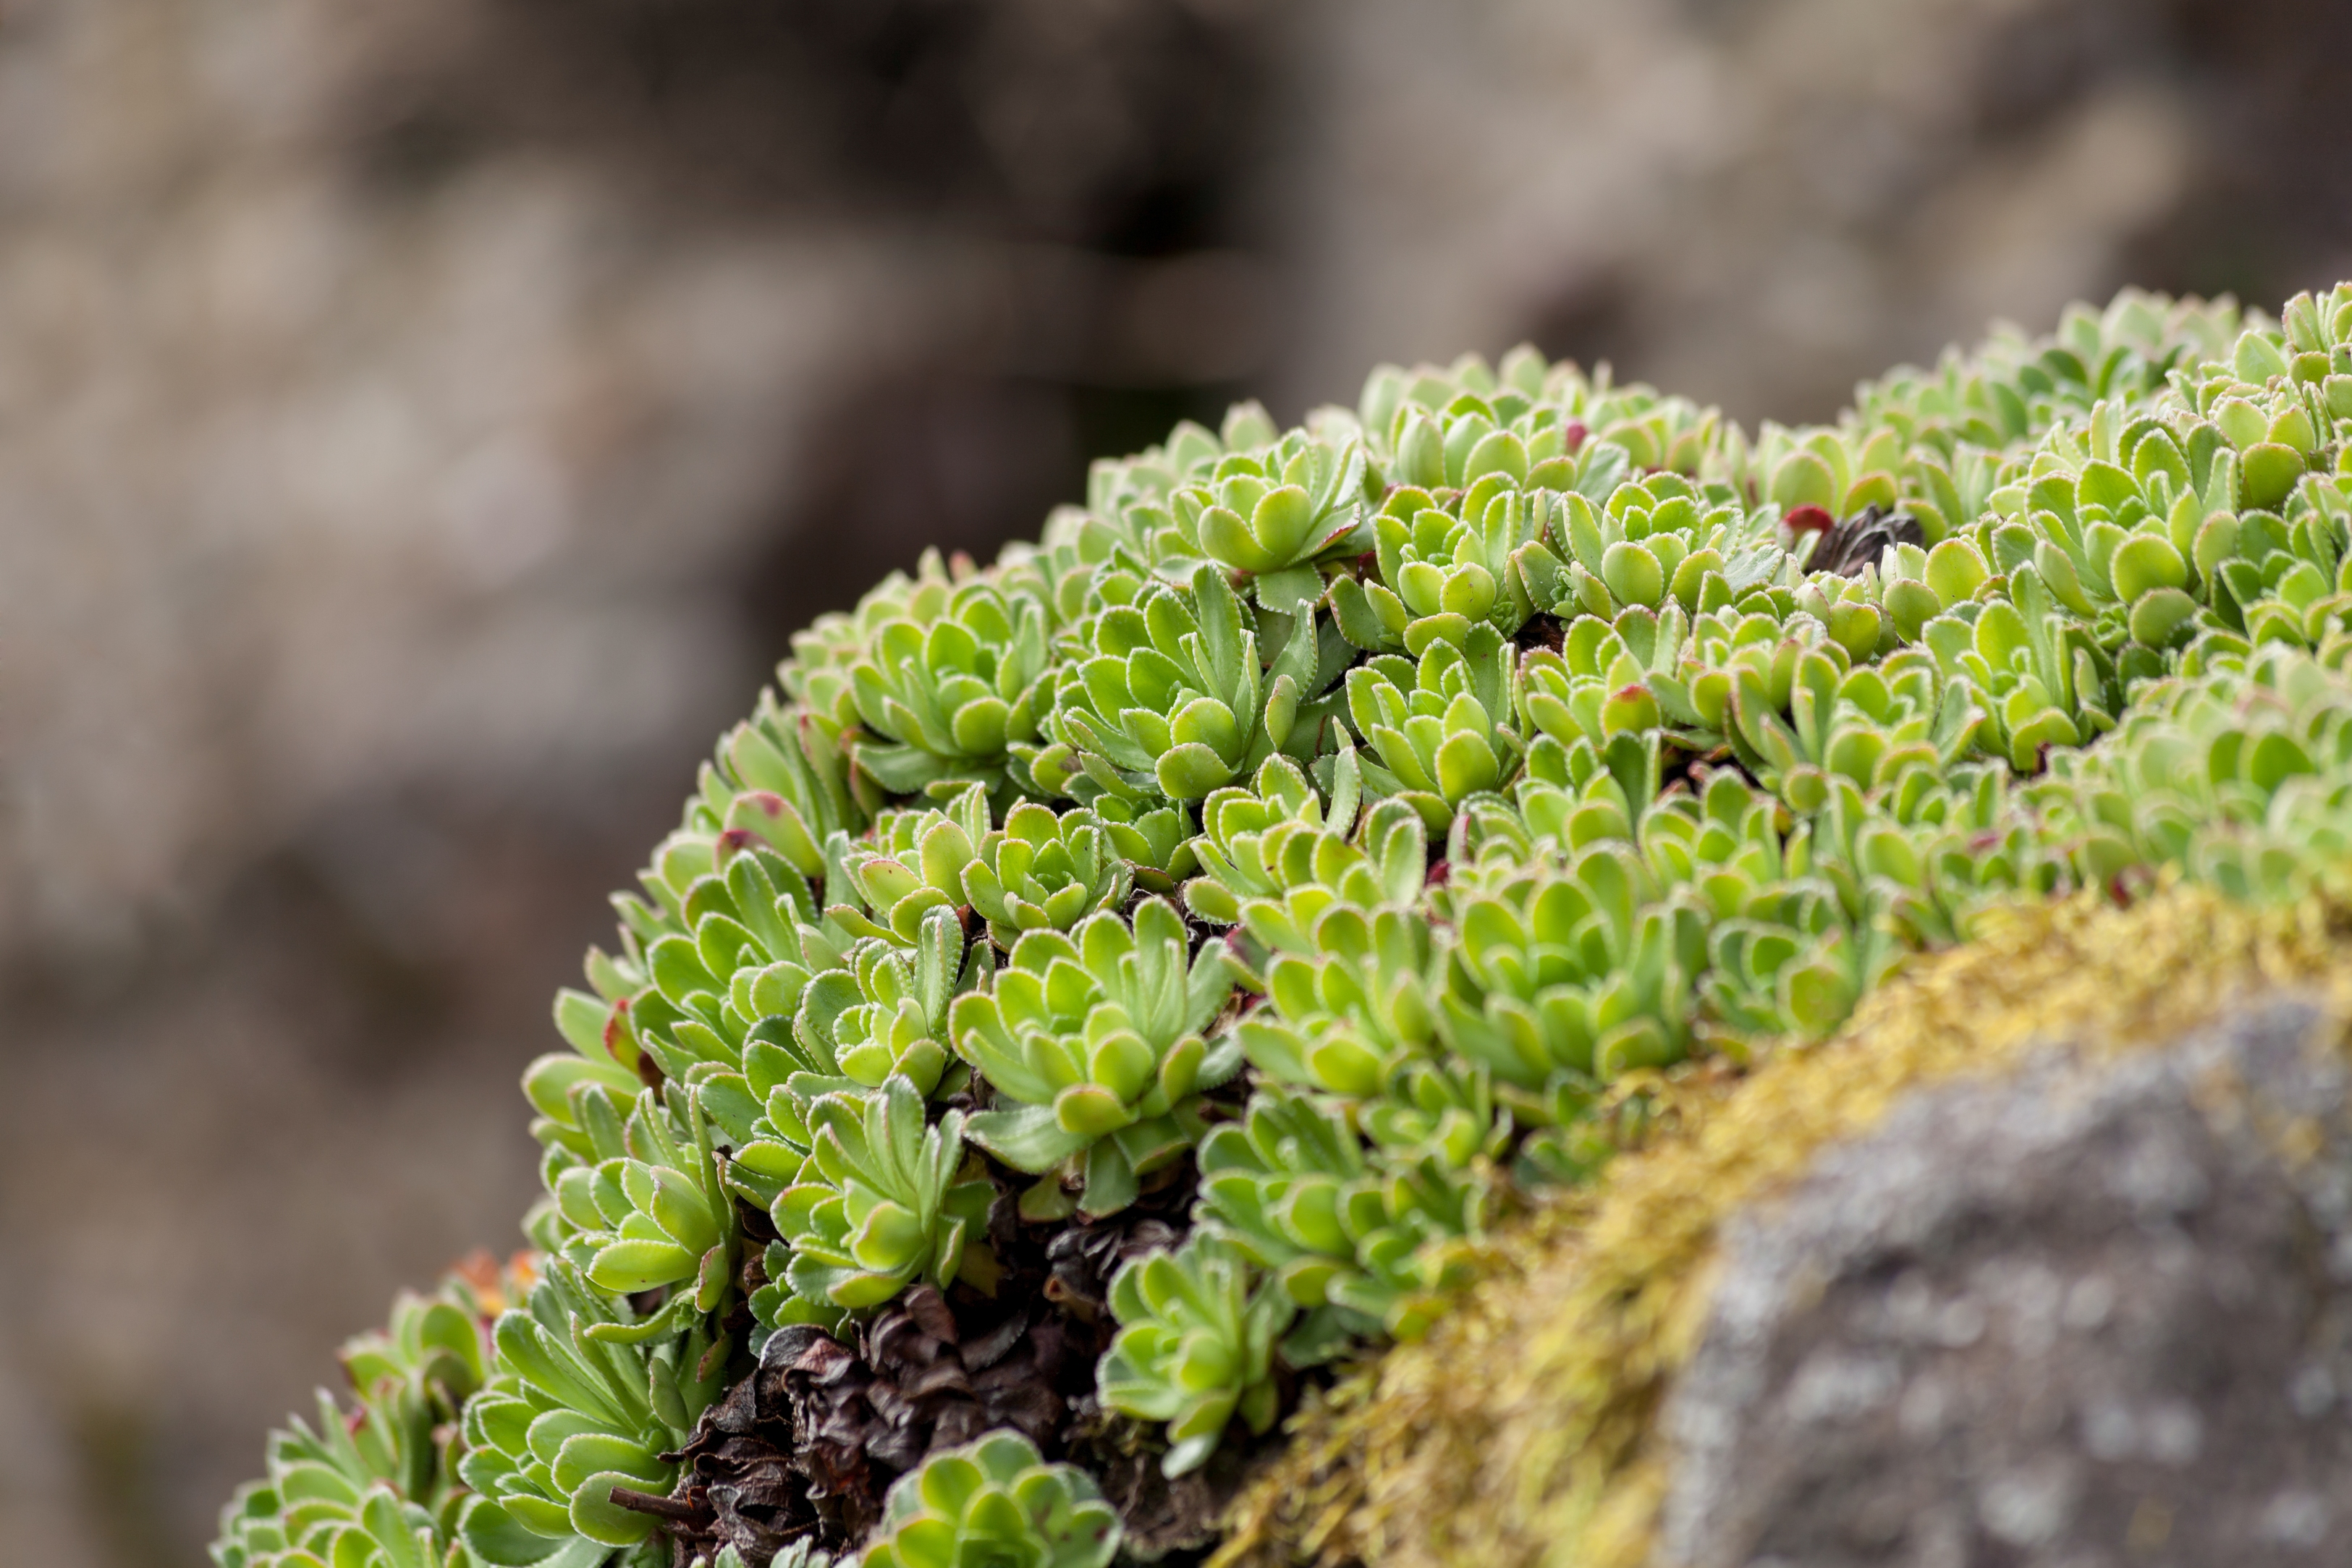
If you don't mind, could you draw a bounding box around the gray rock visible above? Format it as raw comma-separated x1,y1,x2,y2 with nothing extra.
1659,998,2352,1567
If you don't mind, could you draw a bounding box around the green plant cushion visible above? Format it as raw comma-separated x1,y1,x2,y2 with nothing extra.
218,283,2352,1568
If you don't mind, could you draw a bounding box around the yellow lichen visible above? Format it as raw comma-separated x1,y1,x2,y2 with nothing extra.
1214,879,2352,1568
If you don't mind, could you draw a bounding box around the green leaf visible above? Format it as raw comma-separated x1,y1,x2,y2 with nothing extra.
1772,450,1837,512
2240,442,2304,511
2243,729,2313,792
1433,729,1500,802
552,989,616,1061
522,1055,640,1125
588,1238,697,1295
1256,565,1325,614
2233,327,2290,383
1251,484,1316,561
1054,1083,1134,1139
458,1499,578,1567
552,1433,664,1497
1157,742,1237,800
1781,959,1854,1038
2128,587,2198,648
566,1472,660,1548
493,1315,622,1430
2109,534,2188,601
1924,538,1989,606
1080,1140,1142,1218
964,1104,1092,1173
1600,541,1664,609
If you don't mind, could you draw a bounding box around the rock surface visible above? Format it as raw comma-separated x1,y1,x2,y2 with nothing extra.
1661,998,2352,1567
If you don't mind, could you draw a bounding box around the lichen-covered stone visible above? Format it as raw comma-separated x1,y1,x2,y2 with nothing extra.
1662,997,2352,1566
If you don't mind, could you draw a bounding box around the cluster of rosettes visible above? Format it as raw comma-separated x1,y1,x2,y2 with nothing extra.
213,1262,534,1568
222,284,2352,1568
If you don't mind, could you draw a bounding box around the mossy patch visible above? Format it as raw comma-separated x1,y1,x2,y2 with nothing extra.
1214,879,2352,1568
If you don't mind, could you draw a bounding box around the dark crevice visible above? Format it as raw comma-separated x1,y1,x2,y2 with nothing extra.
637,1150,1277,1564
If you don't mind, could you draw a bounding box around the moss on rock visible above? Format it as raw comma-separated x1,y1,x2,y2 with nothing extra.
1214,881,2352,1567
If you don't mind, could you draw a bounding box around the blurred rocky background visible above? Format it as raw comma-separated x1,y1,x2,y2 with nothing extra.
4,0,2351,1561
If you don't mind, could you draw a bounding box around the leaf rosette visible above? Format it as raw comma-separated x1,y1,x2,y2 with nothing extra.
1167,427,1369,610
1224,794,1428,958
1330,476,1566,654
772,1075,996,1310
1087,792,1200,894
1345,635,1522,823
215,1275,503,1568
1552,470,1787,622
1097,1234,1295,1477
709,904,986,1128
1196,1085,1491,1343
541,1085,738,1310
962,802,1133,946
457,1265,724,1564
950,898,1243,1218
1036,563,1348,802
834,568,1054,798
860,1432,1120,1568
1181,752,1362,925
1724,644,1980,812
